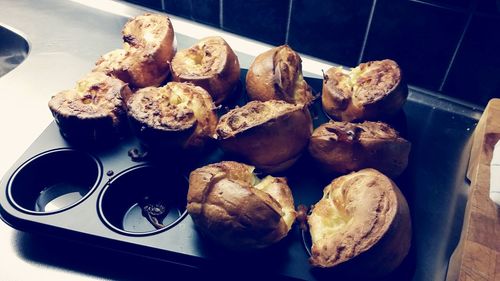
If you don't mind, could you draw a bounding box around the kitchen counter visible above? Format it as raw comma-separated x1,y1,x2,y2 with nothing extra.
0,0,484,280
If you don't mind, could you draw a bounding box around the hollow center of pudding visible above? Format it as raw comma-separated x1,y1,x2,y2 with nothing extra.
309,172,396,256
167,83,208,126
176,40,224,76
77,81,109,106
189,51,204,65
73,73,121,114
143,30,156,44
310,185,352,244
167,84,190,105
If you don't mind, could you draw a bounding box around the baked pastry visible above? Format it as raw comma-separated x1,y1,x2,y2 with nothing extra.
171,36,240,105
308,168,411,276
93,49,129,87
216,100,313,172
308,121,411,177
187,161,296,249
48,71,132,142
127,82,217,151
246,45,313,105
322,59,408,121
94,13,176,88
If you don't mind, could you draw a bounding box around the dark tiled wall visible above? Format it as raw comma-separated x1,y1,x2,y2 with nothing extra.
125,0,500,107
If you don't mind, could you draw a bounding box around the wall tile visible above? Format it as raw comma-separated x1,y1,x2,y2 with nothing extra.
222,0,288,46
127,0,162,10
443,15,500,106
191,0,220,27
164,0,192,18
362,0,467,91
477,0,500,16
287,0,372,67
116,0,498,106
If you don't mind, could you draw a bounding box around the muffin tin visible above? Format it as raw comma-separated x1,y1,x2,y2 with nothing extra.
0,71,480,280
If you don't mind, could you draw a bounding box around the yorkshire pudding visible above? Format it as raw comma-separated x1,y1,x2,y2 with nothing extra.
216,100,313,173
171,36,240,105
322,59,408,121
94,13,176,88
48,71,132,142
94,49,129,88
308,121,411,177
187,161,296,249
308,168,411,276
246,45,313,105
127,82,217,151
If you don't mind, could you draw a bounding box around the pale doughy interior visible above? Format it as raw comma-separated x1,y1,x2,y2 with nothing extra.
172,37,225,76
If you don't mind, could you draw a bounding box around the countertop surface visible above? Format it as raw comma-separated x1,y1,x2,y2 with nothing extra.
0,0,485,280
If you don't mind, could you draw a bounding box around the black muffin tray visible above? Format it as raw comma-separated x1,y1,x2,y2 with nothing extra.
0,71,481,281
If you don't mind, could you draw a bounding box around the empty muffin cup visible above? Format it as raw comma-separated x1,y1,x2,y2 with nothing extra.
98,165,188,235
7,149,102,214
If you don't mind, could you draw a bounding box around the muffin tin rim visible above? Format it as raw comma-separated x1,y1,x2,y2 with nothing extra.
96,164,189,237
6,147,103,216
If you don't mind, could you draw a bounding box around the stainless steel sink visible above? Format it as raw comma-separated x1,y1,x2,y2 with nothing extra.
0,24,29,78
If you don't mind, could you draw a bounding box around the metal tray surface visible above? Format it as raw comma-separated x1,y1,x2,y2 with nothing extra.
0,72,480,281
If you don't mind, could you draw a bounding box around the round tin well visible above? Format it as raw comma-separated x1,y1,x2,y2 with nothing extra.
98,165,188,236
8,149,102,214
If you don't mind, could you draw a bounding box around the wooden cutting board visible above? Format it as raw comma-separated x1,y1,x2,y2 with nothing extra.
446,99,500,281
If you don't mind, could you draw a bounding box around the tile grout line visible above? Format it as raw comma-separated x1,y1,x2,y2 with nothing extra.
219,0,224,28
188,0,194,20
161,0,165,10
358,0,377,64
409,0,467,13
438,0,477,91
285,0,293,44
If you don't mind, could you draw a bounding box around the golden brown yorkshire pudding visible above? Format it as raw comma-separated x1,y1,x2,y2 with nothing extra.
94,49,130,86
308,168,411,276
246,45,313,105
48,71,132,142
308,121,411,177
216,100,313,173
322,59,408,121
187,161,296,250
94,13,176,88
171,36,240,105
127,82,217,151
